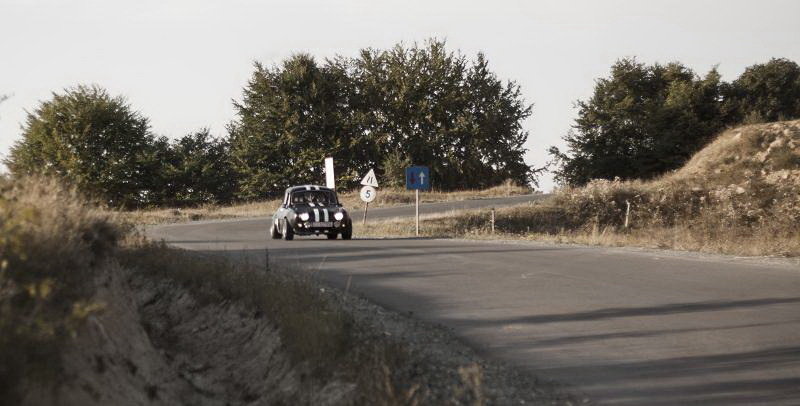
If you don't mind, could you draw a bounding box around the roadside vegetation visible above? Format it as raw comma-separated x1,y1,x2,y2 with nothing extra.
551,57,800,186
0,176,372,402
0,177,120,403
361,121,800,257
129,180,531,225
5,39,540,209
1,176,568,404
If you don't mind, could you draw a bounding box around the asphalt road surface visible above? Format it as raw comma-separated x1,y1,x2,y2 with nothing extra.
149,195,800,405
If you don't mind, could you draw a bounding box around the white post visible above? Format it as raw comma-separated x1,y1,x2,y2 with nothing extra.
362,202,369,225
491,208,495,234
324,157,335,189
625,200,631,229
415,189,420,236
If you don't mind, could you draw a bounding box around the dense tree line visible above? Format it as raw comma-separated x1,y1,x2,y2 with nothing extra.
6,40,535,206
5,46,799,206
550,57,800,186
229,40,535,199
4,86,234,207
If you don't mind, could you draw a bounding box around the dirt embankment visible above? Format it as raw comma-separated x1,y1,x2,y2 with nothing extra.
23,266,352,405
20,255,580,405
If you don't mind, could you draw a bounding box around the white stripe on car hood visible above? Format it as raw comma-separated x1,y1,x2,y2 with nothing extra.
313,208,320,222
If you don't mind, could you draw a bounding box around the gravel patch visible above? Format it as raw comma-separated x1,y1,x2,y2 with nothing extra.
307,272,591,405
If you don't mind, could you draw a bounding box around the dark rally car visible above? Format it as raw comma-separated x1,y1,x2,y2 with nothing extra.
270,185,353,240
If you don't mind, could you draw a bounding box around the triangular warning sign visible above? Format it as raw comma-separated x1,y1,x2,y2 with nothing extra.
360,169,379,187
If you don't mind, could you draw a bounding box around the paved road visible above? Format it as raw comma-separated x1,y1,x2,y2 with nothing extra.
149,196,800,405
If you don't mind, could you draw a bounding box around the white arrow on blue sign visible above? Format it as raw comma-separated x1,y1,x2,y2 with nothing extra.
405,166,430,190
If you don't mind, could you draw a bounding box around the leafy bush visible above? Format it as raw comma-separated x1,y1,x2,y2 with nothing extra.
381,150,413,188
551,58,800,186
727,58,800,124
159,129,236,206
5,86,161,208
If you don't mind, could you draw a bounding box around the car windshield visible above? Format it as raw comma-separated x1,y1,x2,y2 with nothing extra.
290,190,337,206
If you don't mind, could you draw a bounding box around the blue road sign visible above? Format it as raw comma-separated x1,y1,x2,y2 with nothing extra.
405,166,430,190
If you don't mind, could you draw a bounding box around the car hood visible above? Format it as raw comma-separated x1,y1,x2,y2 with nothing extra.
292,206,347,220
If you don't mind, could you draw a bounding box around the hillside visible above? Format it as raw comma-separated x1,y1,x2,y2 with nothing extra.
667,120,800,187
361,120,800,256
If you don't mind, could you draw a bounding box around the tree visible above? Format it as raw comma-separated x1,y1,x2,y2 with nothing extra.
351,41,535,189
381,150,412,187
162,129,236,205
726,58,800,123
550,58,726,185
229,39,536,197
5,85,157,207
228,55,350,199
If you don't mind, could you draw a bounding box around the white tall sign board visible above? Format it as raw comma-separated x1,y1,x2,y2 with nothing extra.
325,157,335,189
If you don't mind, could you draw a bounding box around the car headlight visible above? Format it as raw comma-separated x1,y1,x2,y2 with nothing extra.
298,212,310,221
334,212,344,221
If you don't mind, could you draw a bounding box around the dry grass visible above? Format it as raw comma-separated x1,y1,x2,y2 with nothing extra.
117,239,354,372
129,180,532,225
0,176,121,403
127,199,283,225
342,179,532,211
360,121,800,257
0,176,495,404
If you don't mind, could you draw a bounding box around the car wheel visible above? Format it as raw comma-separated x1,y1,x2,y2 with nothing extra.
341,223,352,240
282,218,294,241
326,232,338,240
270,221,282,239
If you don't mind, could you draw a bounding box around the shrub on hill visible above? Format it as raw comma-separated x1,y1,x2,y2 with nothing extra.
548,120,800,254
552,58,800,187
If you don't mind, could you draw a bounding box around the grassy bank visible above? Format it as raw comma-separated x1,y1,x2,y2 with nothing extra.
1,176,565,404
118,240,421,404
360,121,800,257
0,177,419,402
129,180,531,225
0,177,121,403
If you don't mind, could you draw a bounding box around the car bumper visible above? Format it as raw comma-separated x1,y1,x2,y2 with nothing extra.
292,220,350,234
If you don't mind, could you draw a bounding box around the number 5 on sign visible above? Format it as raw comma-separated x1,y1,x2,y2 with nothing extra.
360,185,376,203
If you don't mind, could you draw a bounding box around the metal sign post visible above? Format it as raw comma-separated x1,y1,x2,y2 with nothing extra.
415,189,420,236
360,185,376,224
405,166,430,237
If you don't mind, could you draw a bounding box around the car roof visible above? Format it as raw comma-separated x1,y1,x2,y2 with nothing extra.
285,185,334,194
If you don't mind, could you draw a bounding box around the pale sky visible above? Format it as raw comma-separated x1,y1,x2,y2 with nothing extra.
1,0,799,191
